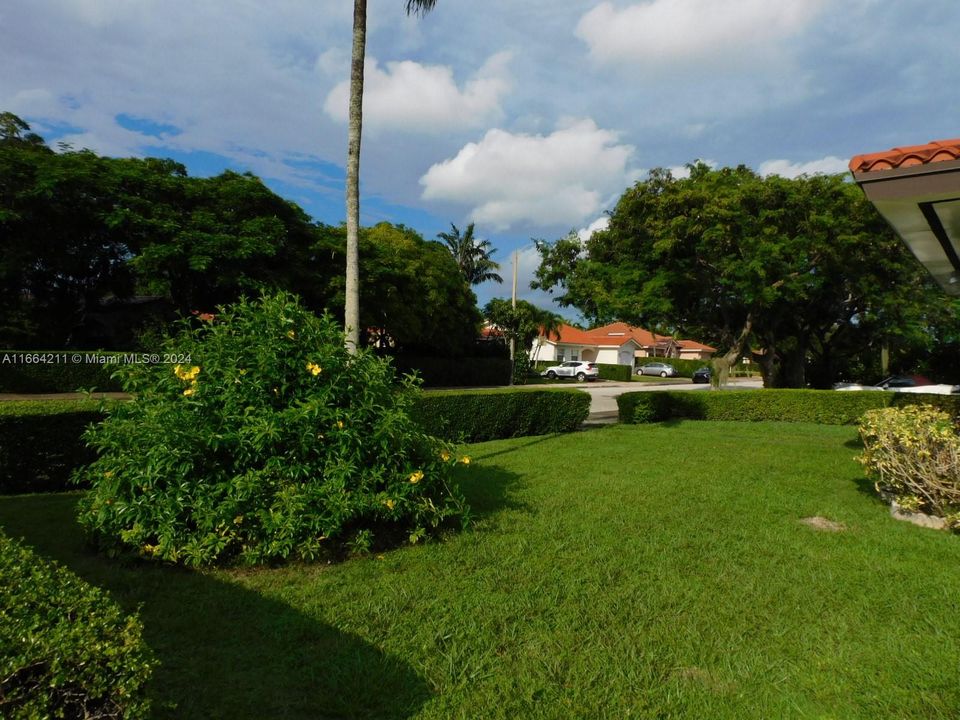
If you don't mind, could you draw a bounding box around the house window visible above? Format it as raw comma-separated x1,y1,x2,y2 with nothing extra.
557,348,565,362
570,350,579,361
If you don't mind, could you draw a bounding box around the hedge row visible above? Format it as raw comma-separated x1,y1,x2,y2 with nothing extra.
0,352,124,393
1,389,591,493
0,530,156,718
618,389,960,425
411,389,591,442
0,401,107,494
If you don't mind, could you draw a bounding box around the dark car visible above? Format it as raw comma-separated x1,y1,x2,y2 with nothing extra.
692,367,711,384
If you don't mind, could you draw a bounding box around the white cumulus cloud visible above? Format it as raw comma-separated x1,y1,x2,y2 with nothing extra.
577,216,609,243
576,0,825,66
758,155,850,178
419,119,635,230
324,52,511,133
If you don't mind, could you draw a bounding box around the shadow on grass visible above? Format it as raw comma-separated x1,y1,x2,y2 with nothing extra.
0,493,430,720
851,475,886,506
454,462,531,522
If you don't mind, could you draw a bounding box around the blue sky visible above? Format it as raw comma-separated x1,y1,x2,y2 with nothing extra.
4,0,960,317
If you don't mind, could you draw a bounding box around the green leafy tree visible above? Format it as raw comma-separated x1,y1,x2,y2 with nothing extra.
534,163,940,387
315,222,482,356
344,0,438,352
437,222,503,285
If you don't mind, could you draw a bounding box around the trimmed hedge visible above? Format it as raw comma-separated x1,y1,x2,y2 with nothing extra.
0,400,110,494
596,363,632,381
618,389,960,426
411,389,591,442
0,352,124,393
0,530,156,718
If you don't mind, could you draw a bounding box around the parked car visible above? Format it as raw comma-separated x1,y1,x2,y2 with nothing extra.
541,360,599,382
636,362,679,378
834,375,959,395
691,366,711,384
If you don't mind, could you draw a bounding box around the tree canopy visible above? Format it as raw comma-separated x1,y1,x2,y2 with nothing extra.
0,113,480,356
534,163,951,387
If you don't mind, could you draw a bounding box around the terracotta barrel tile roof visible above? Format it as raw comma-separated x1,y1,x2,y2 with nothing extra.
849,139,960,174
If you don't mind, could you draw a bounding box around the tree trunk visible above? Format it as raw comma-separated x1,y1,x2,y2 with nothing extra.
711,314,753,388
344,0,366,353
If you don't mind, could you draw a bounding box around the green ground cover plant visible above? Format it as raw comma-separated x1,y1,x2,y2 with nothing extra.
3,422,959,718
0,528,155,719
73,292,468,566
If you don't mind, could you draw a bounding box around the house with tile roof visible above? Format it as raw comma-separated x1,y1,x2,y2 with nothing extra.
531,322,715,367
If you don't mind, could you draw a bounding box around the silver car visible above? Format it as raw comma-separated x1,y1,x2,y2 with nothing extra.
636,362,678,377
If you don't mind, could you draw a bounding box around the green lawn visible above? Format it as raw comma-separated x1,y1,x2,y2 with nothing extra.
3,421,960,719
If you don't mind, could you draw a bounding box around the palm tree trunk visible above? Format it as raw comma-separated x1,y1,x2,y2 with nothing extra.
344,0,366,353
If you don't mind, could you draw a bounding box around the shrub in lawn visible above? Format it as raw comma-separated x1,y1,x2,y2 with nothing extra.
74,292,469,566
0,400,107,494
859,405,960,524
0,530,155,719
411,389,590,442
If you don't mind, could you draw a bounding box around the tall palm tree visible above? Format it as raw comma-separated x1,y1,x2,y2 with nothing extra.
437,222,504,286
344,0,438,353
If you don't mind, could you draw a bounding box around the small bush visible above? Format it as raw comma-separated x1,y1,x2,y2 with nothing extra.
617,389,900,425
412,389,590,442
0,400,108,494
0,352,124,393
73,292,469,566
859,405,960,524
0,530,156,719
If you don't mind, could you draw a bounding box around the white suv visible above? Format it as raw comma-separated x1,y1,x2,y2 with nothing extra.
541,361,599,382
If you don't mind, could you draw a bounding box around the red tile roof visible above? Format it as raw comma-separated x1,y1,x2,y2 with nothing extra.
542,322,716,352
849,139,960,174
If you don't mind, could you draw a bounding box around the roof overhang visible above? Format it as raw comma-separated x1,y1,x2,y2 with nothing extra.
850,153,960,296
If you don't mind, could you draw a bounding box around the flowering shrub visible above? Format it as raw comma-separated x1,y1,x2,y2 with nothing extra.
74,292,469,566
858,405,960,525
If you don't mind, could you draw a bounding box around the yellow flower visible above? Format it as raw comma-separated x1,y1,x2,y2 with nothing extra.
183,387,195,397
337,420,344,429
306,361,322,376
104,470,114,478
142,544,159,555
233,515,244,525
440,450,451,462
287,330,296,339
409,470,424,484
173,364,185,379
184,366,200,380
459,456,471,465
384,499,396,510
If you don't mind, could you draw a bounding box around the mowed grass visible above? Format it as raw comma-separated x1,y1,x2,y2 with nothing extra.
3,421,960,719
